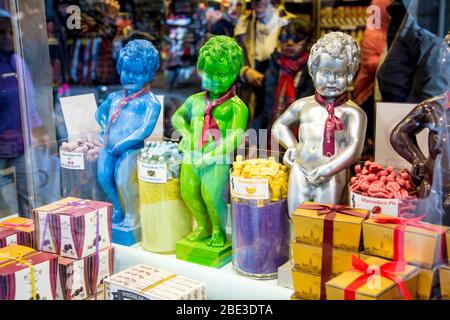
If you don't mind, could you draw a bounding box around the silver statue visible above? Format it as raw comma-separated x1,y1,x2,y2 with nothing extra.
272,32,367,215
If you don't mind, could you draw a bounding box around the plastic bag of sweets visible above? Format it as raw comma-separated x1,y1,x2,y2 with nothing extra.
349,161,417,217
60,138,108,201
137,141,192,253
230,156,290,279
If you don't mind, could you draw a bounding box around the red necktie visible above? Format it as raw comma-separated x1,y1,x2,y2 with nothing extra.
103,83,151,148
199,86,236,149
314,92,349,157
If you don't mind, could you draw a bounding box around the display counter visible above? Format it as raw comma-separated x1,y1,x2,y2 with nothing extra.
114,244,294,300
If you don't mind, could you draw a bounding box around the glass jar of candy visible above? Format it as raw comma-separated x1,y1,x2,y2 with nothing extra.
138,141,192,253
230,157,290,279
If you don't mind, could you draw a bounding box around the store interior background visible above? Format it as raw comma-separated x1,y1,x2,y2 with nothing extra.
0,0,449,218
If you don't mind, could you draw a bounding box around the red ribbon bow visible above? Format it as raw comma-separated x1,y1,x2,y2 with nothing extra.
314,92,349,157
372,215,447,263
103,83,152,148
344,255,413,300
199,86,236,149
298,203,368,299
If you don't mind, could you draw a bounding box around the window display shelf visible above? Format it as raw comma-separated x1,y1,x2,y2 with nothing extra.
114,244,294,300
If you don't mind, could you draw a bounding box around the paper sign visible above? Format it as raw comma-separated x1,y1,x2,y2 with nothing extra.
230,176,270,200
138,160,167,183
60,150,85,170
59,94,101,142
375,103,428,169
349,191,399,217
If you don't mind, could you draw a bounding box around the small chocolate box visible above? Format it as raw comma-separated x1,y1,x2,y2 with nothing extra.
0,244,58,300
56,246,115,300
103,264,206,300
33,197,112,259
0,217,35,249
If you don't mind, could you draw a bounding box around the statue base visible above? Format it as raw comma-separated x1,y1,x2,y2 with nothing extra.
176,238,232,268
112,223,141,246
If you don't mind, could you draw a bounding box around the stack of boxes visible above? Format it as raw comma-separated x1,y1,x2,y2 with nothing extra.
290,202,450,300
359,216,449,300
32,197,115,300
290,202,368,300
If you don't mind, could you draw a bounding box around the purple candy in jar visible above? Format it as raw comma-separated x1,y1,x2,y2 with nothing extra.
232,199,290,278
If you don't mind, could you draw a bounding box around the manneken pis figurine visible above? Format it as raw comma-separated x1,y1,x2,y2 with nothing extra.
96,40,161,242
172,36,248,261
272,32,367,215
390,31,450,226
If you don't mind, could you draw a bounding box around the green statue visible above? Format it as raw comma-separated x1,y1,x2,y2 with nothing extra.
172,36,249,248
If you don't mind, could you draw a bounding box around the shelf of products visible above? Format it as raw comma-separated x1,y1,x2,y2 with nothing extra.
114,244,294,300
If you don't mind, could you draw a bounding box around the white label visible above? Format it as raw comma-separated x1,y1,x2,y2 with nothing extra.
230,176,270,200
138,161,167,183
6,234,18,246
38,212,56,253
60,151,85,170
349,191,399,217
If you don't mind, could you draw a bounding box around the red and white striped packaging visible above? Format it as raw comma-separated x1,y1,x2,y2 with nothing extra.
0,217,36,249
0,244,58,300
32,197,112,259
56,245,115,300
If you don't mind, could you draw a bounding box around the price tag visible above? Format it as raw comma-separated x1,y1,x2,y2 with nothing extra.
60,151,85,170
230,176,270,200
138,160,167,184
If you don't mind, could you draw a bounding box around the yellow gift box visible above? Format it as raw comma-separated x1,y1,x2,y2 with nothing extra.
292,268,323,300
440,264,450,300
362,216,448,269
292,241,355,277
292,202,368,251
326,256,418,300
360,252,439,300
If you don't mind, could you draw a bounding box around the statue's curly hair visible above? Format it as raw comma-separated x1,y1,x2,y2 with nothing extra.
197,36,243,79
117,40,160,81
308,32,361,79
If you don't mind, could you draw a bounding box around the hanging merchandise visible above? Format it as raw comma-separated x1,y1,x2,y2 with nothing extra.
230,156,290,279
138,141,192,253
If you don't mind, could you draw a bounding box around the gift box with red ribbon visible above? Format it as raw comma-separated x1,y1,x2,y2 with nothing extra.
0,217,35,249
363,215,449,269
360,252,440,300
0,244,58,300
56,245,115,300
291,202,369,300
32,197,112,260
326,255,418,300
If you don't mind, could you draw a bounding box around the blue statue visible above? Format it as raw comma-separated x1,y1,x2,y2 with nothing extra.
96,40,161,229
